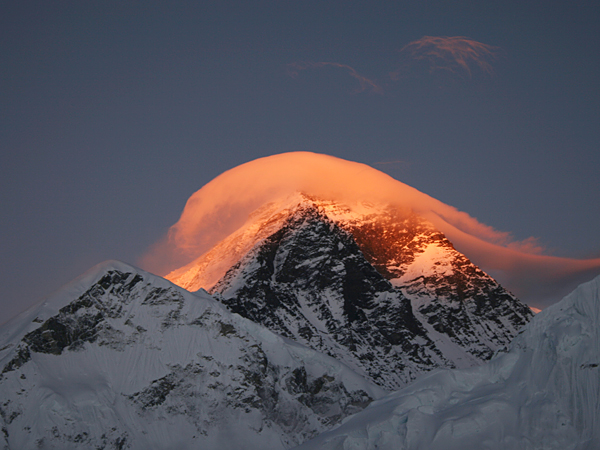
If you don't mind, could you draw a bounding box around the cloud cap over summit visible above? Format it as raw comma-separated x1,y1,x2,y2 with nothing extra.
141,152,600,308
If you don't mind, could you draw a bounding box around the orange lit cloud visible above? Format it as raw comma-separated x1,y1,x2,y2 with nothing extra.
287,61,383,94
140,152,600,308
393,36,500,80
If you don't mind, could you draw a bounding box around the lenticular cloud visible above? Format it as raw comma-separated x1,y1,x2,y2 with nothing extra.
158,152,513,259
141,152,600,307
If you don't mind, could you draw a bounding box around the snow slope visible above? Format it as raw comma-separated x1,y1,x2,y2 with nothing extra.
294,275,600,450
0,261,384,450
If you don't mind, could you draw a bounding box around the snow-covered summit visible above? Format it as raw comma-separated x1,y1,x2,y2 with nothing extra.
0,260,153,344
166,192,396,292
294,275,600,450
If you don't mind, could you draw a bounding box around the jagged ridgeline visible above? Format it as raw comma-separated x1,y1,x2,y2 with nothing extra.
0,262,384,450
168,194,533,390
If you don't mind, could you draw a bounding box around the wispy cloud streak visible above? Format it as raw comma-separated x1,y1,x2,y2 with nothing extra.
287,61,383,94
393,36,500,79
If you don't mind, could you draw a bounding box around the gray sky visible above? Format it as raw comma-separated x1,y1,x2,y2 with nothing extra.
2,1,599,323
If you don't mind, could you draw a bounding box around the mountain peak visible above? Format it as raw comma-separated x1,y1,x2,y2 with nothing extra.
164,196,533,390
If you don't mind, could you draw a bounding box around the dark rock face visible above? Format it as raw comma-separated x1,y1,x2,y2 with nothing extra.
211,202,534,389
343,206,434,280
212,206,450,389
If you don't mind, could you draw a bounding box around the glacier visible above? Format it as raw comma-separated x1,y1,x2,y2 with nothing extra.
294,275,600,450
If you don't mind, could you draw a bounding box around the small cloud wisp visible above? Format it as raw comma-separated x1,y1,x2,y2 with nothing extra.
287,61,383,94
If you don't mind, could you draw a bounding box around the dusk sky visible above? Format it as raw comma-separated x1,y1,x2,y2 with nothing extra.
2,1,599,324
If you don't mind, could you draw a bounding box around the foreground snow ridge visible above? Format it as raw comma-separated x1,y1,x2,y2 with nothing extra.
0,261,384,450
294,275,600,450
